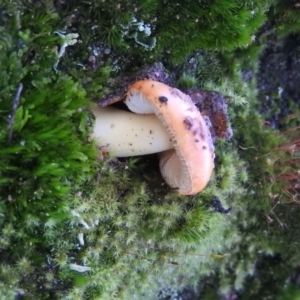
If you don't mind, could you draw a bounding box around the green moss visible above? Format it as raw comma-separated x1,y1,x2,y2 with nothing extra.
49,0,279,67
177,73,198,90
267,0,300,37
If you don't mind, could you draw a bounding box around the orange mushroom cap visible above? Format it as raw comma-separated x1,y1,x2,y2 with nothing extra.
125,80,215,195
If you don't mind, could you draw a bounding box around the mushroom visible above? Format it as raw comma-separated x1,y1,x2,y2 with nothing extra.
91,80,215,195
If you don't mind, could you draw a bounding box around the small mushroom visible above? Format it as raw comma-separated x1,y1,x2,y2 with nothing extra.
91,80,215,195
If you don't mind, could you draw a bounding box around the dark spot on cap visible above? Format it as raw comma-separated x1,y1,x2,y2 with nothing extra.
159,96,168,103
151,84,154,87
129,143,133,146
183,116,194,130
195,139,199,142
203,145,207,149
193,129,200,136
150,130,153,134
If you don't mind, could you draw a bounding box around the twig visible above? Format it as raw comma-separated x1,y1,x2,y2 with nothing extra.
267,200,289,229
7,83,23,144
239,145,258,151
124,251,179,265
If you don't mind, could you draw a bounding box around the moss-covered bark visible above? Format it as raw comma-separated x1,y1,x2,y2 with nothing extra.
1,0,300,299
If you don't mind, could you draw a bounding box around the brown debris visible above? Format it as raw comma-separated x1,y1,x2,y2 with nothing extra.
186,89,233,140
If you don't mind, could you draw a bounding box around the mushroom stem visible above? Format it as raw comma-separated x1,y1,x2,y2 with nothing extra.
91,106,173,157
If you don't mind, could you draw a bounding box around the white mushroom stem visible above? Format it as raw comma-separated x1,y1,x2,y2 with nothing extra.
91,106,173,157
